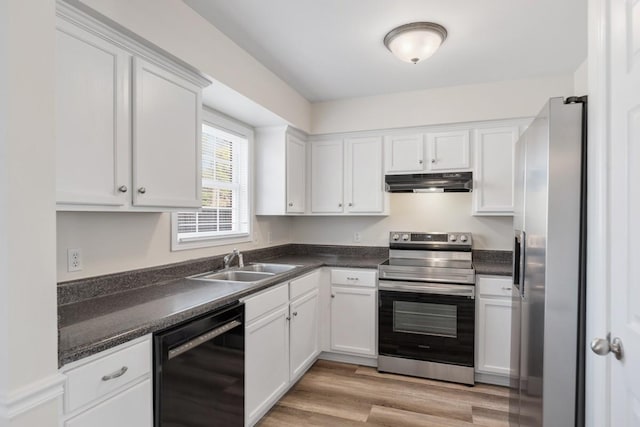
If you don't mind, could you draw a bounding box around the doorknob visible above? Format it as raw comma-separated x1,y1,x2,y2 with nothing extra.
590,333,623,360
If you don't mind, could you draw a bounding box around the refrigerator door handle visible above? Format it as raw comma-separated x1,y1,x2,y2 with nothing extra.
519,230,526,298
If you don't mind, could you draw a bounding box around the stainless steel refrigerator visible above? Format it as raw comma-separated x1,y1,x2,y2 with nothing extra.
509,96,587,427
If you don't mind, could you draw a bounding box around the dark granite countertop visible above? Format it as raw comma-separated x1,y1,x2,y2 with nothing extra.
58,249,387,367
473,250,513,276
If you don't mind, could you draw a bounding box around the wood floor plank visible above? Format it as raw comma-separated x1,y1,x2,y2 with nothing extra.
258,360,510,426
366,405,476,427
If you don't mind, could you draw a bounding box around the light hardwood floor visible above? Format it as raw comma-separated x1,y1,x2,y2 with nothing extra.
257,360,509,427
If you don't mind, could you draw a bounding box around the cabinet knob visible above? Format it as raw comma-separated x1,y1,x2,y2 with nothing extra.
138,187,146,194
293,312,298,316
431,159,437,164
286,316,291,321
118,185,128,193
331,294,335,298
348,202,353,207
418,159,423,164
338,203,342,207
288,202,293,207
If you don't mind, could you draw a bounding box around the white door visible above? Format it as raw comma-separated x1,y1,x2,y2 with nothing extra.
310,140,344,213
286,134,306,213
330,286,376,356
132,57,201,208
55,20,131,207
384,134,424,173
601,1,640,425
289,289,320,380
245,305,290,426
345,136,384,213
426,130,470,171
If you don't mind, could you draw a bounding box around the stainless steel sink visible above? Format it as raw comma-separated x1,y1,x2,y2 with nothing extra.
193,270,274,282
240,263,298,274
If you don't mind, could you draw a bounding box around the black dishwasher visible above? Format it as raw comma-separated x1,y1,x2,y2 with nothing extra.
154,302,244,427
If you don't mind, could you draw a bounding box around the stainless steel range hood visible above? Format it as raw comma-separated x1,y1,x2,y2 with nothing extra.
385,172,473,193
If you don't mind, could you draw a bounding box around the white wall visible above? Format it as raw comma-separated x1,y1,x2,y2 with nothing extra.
0,0,61,424
292,193,513,250
574,59,588,95
310,75,575,134
75,0,311,132
56,213,293,281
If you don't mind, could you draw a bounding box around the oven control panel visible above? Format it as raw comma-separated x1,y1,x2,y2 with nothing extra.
389,232,472,248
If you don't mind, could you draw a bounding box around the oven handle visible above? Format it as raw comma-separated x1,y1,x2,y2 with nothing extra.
378,280,475,298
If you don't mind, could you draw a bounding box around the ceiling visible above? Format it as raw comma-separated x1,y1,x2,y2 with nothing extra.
185,0,587,103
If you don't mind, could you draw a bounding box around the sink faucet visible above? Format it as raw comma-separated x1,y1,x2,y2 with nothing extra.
223,248,244,269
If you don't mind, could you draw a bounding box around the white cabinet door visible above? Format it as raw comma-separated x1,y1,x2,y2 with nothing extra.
286,134,306,213
245,305,290,426
426,130,470,171
132,57,201,209
384,134,425,173
476,297,512,377
472,127,519,215
64,379,152,427
310,140,344,213
330,286,376,356
290,289,320,380
55,20,130,207
345,136,384,213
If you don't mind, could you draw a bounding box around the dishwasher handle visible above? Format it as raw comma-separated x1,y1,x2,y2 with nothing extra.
168,319,242,360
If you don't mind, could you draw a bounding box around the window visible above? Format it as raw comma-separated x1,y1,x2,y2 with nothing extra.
172,112,251,250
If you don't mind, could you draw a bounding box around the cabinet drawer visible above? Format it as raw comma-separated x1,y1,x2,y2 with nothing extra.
244,283,289,323
477,275,514,298
330,269,376,287
65,338,151,413
290,270,320,300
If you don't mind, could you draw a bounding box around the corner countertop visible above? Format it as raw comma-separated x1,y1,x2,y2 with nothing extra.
58,252,386,367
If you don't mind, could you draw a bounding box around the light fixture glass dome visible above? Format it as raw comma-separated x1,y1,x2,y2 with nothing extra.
384,22,448,64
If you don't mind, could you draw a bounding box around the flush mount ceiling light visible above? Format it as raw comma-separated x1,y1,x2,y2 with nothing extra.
383,22,448,64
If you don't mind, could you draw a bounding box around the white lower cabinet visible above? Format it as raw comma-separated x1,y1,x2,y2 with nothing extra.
475,275,514,385
60,334,153,427
244,270,321,426
329,269,377,357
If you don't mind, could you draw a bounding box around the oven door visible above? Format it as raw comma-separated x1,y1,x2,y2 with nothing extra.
378,280,475,367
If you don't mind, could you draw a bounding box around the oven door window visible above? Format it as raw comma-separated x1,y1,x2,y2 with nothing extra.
393,301,457,338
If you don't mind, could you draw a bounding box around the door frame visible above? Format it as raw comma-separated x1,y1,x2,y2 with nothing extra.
585,0,611,425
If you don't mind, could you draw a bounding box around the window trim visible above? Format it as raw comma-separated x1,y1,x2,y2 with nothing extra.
171,108,254,251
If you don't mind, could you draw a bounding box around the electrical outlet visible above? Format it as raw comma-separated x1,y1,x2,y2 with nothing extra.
67,248,83,272
354,232,362,243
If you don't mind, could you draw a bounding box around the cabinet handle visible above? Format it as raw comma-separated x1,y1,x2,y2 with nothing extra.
418,159,423,164
118,185,128,193
338,203,342,207
102,366,128,381
431,159,437,164
288,202,293,207
138,187,146,194
293,312,298,316
331,294,335,298
502,287,512,291
286,316,291,321
348,202,353,207
347,277,359,281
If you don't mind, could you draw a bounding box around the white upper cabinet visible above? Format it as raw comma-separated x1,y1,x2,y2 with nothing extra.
55,19,130,207
345,136,384,213
55,6,209,211
309,136,386,215
426,130,471,171
132,58,201,208
384,134,424,173
472,126,520,215
310,139,343,213
255,126,307,215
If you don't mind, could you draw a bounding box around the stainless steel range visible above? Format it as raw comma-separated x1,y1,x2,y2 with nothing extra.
378,231,476,385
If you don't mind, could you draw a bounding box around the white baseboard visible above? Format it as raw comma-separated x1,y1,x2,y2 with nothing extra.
318,351,378,367
0,373,65,420
475,371,510,387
